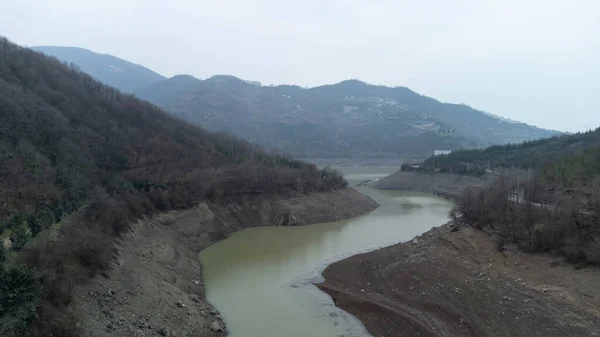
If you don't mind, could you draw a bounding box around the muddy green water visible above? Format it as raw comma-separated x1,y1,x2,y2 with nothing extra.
199,167,452,337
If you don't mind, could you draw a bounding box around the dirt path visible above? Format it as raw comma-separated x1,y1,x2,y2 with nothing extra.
317,222,600,337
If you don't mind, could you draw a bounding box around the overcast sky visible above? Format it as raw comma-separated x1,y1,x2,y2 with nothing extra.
1,0,599,132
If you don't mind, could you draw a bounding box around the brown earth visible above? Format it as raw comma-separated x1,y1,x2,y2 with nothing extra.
317,222,600,337
68,187,378,337
370,171,490,200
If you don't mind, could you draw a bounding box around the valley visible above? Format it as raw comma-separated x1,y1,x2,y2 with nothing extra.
0,31,598,337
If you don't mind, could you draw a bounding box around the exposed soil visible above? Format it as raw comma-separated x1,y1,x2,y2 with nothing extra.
371,171,490,200
69,188,378,337
317,222,600,337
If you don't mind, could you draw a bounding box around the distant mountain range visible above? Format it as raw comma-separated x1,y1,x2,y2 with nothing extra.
33,46,560,159
32,46,166,92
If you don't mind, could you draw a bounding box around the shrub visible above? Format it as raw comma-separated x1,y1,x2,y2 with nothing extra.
0,244,6,264
71,228,112,275
0,264,43,337
28,209,54,237
10,224,29,251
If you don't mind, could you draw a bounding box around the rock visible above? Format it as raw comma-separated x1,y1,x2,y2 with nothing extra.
176,300,185,308
542,288,549,293
514,261,520,266
189,294,201,303
360,289,365,292
413,238,419,244
158,327,170,336
210,309,219,315
366,283,372,286
210,321,223,332
188,311,192,316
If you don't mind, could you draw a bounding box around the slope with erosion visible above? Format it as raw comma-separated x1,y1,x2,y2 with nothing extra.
0,36,376,337
71,189,377,337
135,76,557,159
31,46,166,92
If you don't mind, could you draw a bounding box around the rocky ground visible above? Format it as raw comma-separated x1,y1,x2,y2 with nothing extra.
317,221,600,337
68,188,378,337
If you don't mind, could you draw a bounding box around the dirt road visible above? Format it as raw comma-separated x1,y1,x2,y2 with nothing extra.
318,222,600,337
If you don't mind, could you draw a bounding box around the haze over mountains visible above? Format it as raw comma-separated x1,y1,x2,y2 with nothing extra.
34,46,559,159
31,46,166,92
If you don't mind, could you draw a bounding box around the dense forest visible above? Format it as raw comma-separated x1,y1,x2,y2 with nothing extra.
415,128,600,177
0,36,346,337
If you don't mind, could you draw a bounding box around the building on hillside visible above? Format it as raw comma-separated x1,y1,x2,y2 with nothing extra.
433,150,452,156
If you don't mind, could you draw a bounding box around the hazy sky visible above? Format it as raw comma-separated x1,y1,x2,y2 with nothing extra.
1,0,599,132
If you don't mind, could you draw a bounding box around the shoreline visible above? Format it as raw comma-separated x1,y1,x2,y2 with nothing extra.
317,174,600,337
369,170,491,201
68,187,378,337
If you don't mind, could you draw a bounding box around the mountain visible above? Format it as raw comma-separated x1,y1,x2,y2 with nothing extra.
30,46,166,92
36,46,558,159
0,36,347,336
136,75,559,159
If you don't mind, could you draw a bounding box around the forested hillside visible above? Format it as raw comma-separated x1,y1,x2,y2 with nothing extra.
418,128,600,176
0,36,345,336
31,46,166,92
135,75,557,158
444,129,600,266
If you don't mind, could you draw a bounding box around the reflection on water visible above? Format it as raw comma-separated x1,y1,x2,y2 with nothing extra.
199,166,452,337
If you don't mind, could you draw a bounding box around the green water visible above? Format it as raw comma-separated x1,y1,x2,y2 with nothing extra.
199,167,452,337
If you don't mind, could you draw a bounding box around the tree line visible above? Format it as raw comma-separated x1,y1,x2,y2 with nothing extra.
455,174,600,267
418,128,600,176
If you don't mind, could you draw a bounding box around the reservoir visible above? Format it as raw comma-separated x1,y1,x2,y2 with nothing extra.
199,166,453,337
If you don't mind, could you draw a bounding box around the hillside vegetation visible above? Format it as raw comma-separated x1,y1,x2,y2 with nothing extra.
31,46,166,92
436,129,600,267
134,75,557,158
0,36,346,336
416,128,600,177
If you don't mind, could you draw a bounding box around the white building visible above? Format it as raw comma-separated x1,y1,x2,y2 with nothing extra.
433,150,452,156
